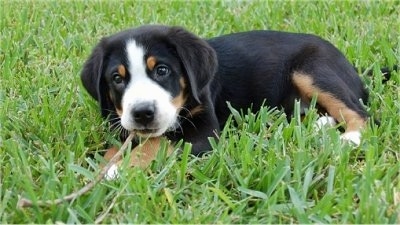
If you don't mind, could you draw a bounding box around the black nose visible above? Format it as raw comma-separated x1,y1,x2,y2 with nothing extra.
132,102,155,126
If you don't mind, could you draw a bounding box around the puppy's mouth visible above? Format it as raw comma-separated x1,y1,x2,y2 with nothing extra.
134,128,161,137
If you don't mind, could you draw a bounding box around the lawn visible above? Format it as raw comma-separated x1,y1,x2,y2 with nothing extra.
0,0,399,223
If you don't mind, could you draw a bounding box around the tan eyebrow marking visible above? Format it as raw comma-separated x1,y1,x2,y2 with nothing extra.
146,56,157,71
118,65,126,78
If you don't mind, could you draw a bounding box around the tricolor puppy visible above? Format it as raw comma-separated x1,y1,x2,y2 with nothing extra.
81,25,372,163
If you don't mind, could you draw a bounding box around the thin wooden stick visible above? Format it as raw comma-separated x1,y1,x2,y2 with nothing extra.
17,133,135,209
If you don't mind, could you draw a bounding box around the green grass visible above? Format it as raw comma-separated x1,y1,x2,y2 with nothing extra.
1,0,399,223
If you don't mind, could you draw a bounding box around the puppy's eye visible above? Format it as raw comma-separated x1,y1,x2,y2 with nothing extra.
155,65,171,77
113,73,123,84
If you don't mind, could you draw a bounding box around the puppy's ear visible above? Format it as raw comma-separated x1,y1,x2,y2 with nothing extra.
167,27,218,103
81,39,106,101
81,39,113,118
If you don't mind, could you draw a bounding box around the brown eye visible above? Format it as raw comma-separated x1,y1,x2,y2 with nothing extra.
155,65,170,77
113,73,123,84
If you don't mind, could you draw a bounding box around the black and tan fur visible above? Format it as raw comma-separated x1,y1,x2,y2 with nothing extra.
81,25,391,169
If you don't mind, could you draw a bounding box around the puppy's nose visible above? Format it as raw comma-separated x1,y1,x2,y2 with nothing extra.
132,102,155,126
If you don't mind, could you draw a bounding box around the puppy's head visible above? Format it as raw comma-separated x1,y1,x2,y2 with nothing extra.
81,25,217,138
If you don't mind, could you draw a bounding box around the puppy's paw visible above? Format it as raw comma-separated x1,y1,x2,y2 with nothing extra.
340,131,361,147
314,116,337,131
105,164,119,180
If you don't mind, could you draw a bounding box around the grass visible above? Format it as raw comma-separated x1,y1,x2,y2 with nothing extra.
1,0,399,223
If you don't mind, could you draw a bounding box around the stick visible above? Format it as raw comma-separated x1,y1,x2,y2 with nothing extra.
17,133,135,209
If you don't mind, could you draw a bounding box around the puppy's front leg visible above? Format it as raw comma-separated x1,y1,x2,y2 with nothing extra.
104,137,173,179
127,137,174,168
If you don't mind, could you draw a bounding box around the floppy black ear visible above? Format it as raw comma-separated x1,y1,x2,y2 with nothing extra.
80,39,113,118
167,27,218,103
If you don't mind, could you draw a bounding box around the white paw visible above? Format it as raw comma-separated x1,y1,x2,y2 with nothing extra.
105,164,119,180
314,116,337,131
340,131,361,146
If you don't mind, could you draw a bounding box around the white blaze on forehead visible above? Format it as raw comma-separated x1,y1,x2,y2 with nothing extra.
126,40,147,80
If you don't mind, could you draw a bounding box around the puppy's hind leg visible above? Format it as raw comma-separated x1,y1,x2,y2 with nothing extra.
313,115,337,131
292,72,367,146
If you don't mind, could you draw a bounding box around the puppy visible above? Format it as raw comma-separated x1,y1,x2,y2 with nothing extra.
81,25,376,170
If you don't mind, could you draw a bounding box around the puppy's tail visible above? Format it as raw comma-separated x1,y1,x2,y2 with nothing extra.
379,65,398,82
360,65,398,83
359,65,398,126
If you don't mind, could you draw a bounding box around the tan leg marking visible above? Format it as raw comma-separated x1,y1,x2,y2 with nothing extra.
126,137,174,168
292,72,366,133
104,146,120,162
103,137,174,169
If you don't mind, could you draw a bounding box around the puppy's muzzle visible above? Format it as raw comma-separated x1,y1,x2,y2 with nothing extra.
132,102,155,126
